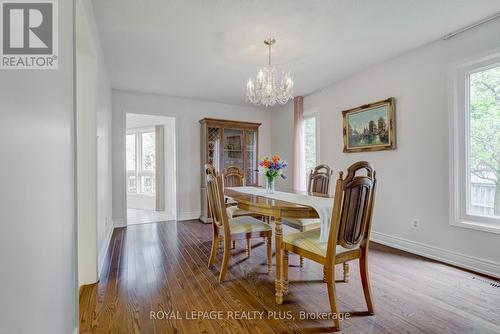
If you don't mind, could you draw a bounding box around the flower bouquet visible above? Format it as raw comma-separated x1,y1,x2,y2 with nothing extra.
258,155,288,194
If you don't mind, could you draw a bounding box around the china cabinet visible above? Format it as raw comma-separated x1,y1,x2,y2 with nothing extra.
199,118,260,223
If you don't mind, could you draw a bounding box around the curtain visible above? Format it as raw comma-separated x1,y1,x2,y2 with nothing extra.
155,125,165,211
293,96,306,191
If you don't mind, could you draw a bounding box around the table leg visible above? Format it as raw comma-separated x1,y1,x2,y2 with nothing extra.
274,217,283,304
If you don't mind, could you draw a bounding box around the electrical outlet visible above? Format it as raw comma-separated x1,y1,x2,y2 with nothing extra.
411,219,420,230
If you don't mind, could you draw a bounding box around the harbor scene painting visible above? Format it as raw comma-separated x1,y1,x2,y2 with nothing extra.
343,98,396,152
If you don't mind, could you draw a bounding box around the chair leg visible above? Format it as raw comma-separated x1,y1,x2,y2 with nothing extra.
360,251,375,314
263,217,268,241
232,240,235,249
283,250,289,295
219,237,231,282
267,236,272,273
246,239,251,257
208,230,218,267
343,262,350,283
325,266,341,331
323,267,327,282
299,226,304,268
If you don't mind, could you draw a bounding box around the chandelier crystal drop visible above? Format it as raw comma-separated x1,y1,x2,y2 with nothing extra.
246,38,294,107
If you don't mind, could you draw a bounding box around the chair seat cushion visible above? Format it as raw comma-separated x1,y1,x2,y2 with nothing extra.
281,217,320,230
283,229,355,257
227,206,257,218
229,216,272,234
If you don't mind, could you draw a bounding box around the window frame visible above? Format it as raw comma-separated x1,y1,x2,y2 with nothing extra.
126,127,156,196
449,49,500,234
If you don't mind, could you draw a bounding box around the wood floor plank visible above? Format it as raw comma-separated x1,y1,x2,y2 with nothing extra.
80,220,500,334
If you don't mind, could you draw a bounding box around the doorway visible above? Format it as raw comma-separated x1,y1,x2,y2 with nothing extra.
125,113,176,224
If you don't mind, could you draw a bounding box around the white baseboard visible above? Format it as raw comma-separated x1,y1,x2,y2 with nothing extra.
177,211,201,221
113,218,126,227
371,231,500,279
98,224,114,277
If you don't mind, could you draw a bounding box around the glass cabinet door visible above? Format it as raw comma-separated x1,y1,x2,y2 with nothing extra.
207,127,220,171
245,129,257,185
222,128,244,172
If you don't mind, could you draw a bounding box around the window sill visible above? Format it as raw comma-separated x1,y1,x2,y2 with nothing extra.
451,220,500,235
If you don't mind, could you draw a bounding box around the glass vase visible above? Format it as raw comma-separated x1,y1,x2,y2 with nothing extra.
266,177,275,194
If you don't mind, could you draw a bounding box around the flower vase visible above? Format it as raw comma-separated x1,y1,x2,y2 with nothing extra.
266,177,275,194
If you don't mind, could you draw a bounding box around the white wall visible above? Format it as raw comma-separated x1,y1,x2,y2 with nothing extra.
77,0,114,285
126,113,177,219
76,0,98,286
270,102,295,192
271,19,500,277
112,90,272,224
0,1,76,333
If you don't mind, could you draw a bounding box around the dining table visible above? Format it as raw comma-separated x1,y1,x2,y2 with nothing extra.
224,186,333,305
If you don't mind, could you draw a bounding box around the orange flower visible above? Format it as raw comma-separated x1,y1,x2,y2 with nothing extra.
272,154,280,162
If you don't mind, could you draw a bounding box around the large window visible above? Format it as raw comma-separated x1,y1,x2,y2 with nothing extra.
468,66,500,218
126,128,156,195
303,115,318,186
450,52,500,233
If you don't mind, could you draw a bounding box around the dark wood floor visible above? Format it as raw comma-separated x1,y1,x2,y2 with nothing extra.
80,220,500,334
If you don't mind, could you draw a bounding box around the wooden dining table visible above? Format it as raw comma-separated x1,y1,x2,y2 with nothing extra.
224,187,329,304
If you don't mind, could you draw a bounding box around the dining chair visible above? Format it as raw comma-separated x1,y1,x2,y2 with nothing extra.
281,161,377,331
281,164,333,268
223,166,246,187
205,164,273,282
222,166,261,218
222,166,265,251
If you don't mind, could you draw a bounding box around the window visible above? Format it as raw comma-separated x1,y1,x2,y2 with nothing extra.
303,115,319,187
450,51,500,233
141,132,155,171
126,128,156,195
126,134,137,193
468,67,500,218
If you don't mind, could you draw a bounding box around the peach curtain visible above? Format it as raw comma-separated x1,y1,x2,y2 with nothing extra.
293,96,305,191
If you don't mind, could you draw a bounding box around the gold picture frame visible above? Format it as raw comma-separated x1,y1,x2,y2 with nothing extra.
342,97,396,153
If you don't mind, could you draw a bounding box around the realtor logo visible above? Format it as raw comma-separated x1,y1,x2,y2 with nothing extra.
1,0,58,69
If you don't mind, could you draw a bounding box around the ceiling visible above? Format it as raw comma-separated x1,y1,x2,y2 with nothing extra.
92,0,500,106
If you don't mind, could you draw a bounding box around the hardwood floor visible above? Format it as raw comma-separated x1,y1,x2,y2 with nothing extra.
80,220,500,334
127,208,174,225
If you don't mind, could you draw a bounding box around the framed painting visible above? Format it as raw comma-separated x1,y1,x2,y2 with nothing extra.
342,97,396,153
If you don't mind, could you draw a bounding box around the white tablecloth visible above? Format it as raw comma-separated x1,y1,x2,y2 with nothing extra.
227,186,333,242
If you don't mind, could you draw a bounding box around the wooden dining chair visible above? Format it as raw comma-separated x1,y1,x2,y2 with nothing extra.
281,164,334,267
222,166,262,218
223,166,245,187
205,164,273,282
221,166,265,251
308,164,334,194
281,161,377,331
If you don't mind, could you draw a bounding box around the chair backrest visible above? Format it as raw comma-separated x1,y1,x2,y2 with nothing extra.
307,164,333,195
223,166,245,187
205,164,231,238
327,161,377,260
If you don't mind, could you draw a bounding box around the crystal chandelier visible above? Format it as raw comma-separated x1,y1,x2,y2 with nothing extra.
246,38,294,107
